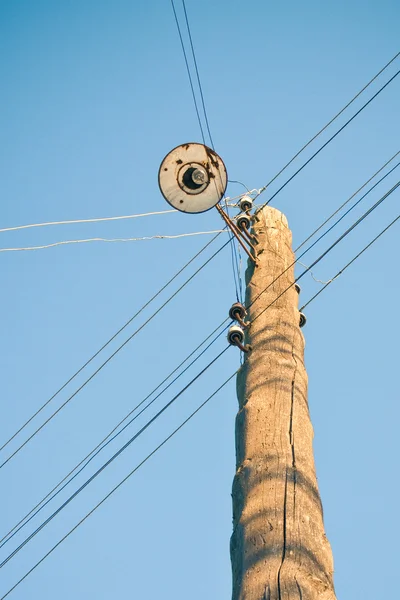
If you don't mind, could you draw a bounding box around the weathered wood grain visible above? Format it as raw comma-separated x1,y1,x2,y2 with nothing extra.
230,207,337,600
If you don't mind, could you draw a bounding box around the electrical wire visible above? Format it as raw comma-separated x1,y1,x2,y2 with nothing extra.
295,151,400,252
224,158,400,329
11,195,398,591
4,177,399,586
5,168,397,551
0,236,231,467
247,157,400,312
182,0,243,298
171,0,241,302
228,230,241,302
223,194,242,301
0,321,230,548
181,0,215,150
297,261,334,285
250,180,400,324
0,346,230,569
258,68,400,208
237,240,244,305
3,155,395,547
170,0,206,144
0,230,227,253
5,30,398,600
256,51,400,197
3,168,398,578
0,191,250,235
0,210,178,234
0,229,225,454
300,212,400,312
0,370,236,600
228,180,252,193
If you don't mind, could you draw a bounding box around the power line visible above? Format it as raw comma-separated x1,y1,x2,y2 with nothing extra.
0,209,178,234
231,159,400,324
0,370,236,600
3,154,394,544
258,68,400,208
5,173,398,556
7,154,391,537
0,346,230,569
295,151,400,252
180,0,243,298
0,229,224,454
6,196,390,597
251,180,400,323
0,236,230,466
300,212,400,312
3,171,398,581
0,191,249,236
5,177,399,587
170,0,241,302
0,230,228,253
0,321,230,548
170,0,206,144
246,156,400,312
227,229,241,302
256,51,400,197
181,0,215,149
228,180,252,193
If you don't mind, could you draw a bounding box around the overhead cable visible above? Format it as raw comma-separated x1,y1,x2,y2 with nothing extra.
0,322,230,548
251,180,400,323
0,230,227,253
0,209,177,234
171,0,242,295
0,191,248,236
258,68,400,207
176,0,243,298
300,212,400,312
181,0,215,149
0,347,230,569
9,204,390,594
247,157,400,311
170,0,206,144
0,235,230,465
4,179,399,586
295,150,400,252
0,229,224,454
0,370,236,600
3,172,398,579
256,51,400,197
3,155,395,539
5,173,398,553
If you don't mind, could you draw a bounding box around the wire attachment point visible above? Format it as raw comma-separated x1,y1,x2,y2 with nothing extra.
237,214,252,232
229,302,249,329
227,325,251,352
239,196,253,212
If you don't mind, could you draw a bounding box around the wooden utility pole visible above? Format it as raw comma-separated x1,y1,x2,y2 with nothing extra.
230,207,337,600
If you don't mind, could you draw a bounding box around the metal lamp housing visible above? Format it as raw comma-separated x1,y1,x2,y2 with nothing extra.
158,143,228,214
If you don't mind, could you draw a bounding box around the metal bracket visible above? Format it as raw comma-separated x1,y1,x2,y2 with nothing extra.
231,335,252,353
216,204,257,264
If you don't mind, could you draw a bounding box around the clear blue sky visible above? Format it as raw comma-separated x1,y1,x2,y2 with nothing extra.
1,1,399,598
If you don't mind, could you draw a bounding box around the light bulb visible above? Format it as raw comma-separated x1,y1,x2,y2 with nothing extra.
191,168,207,185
